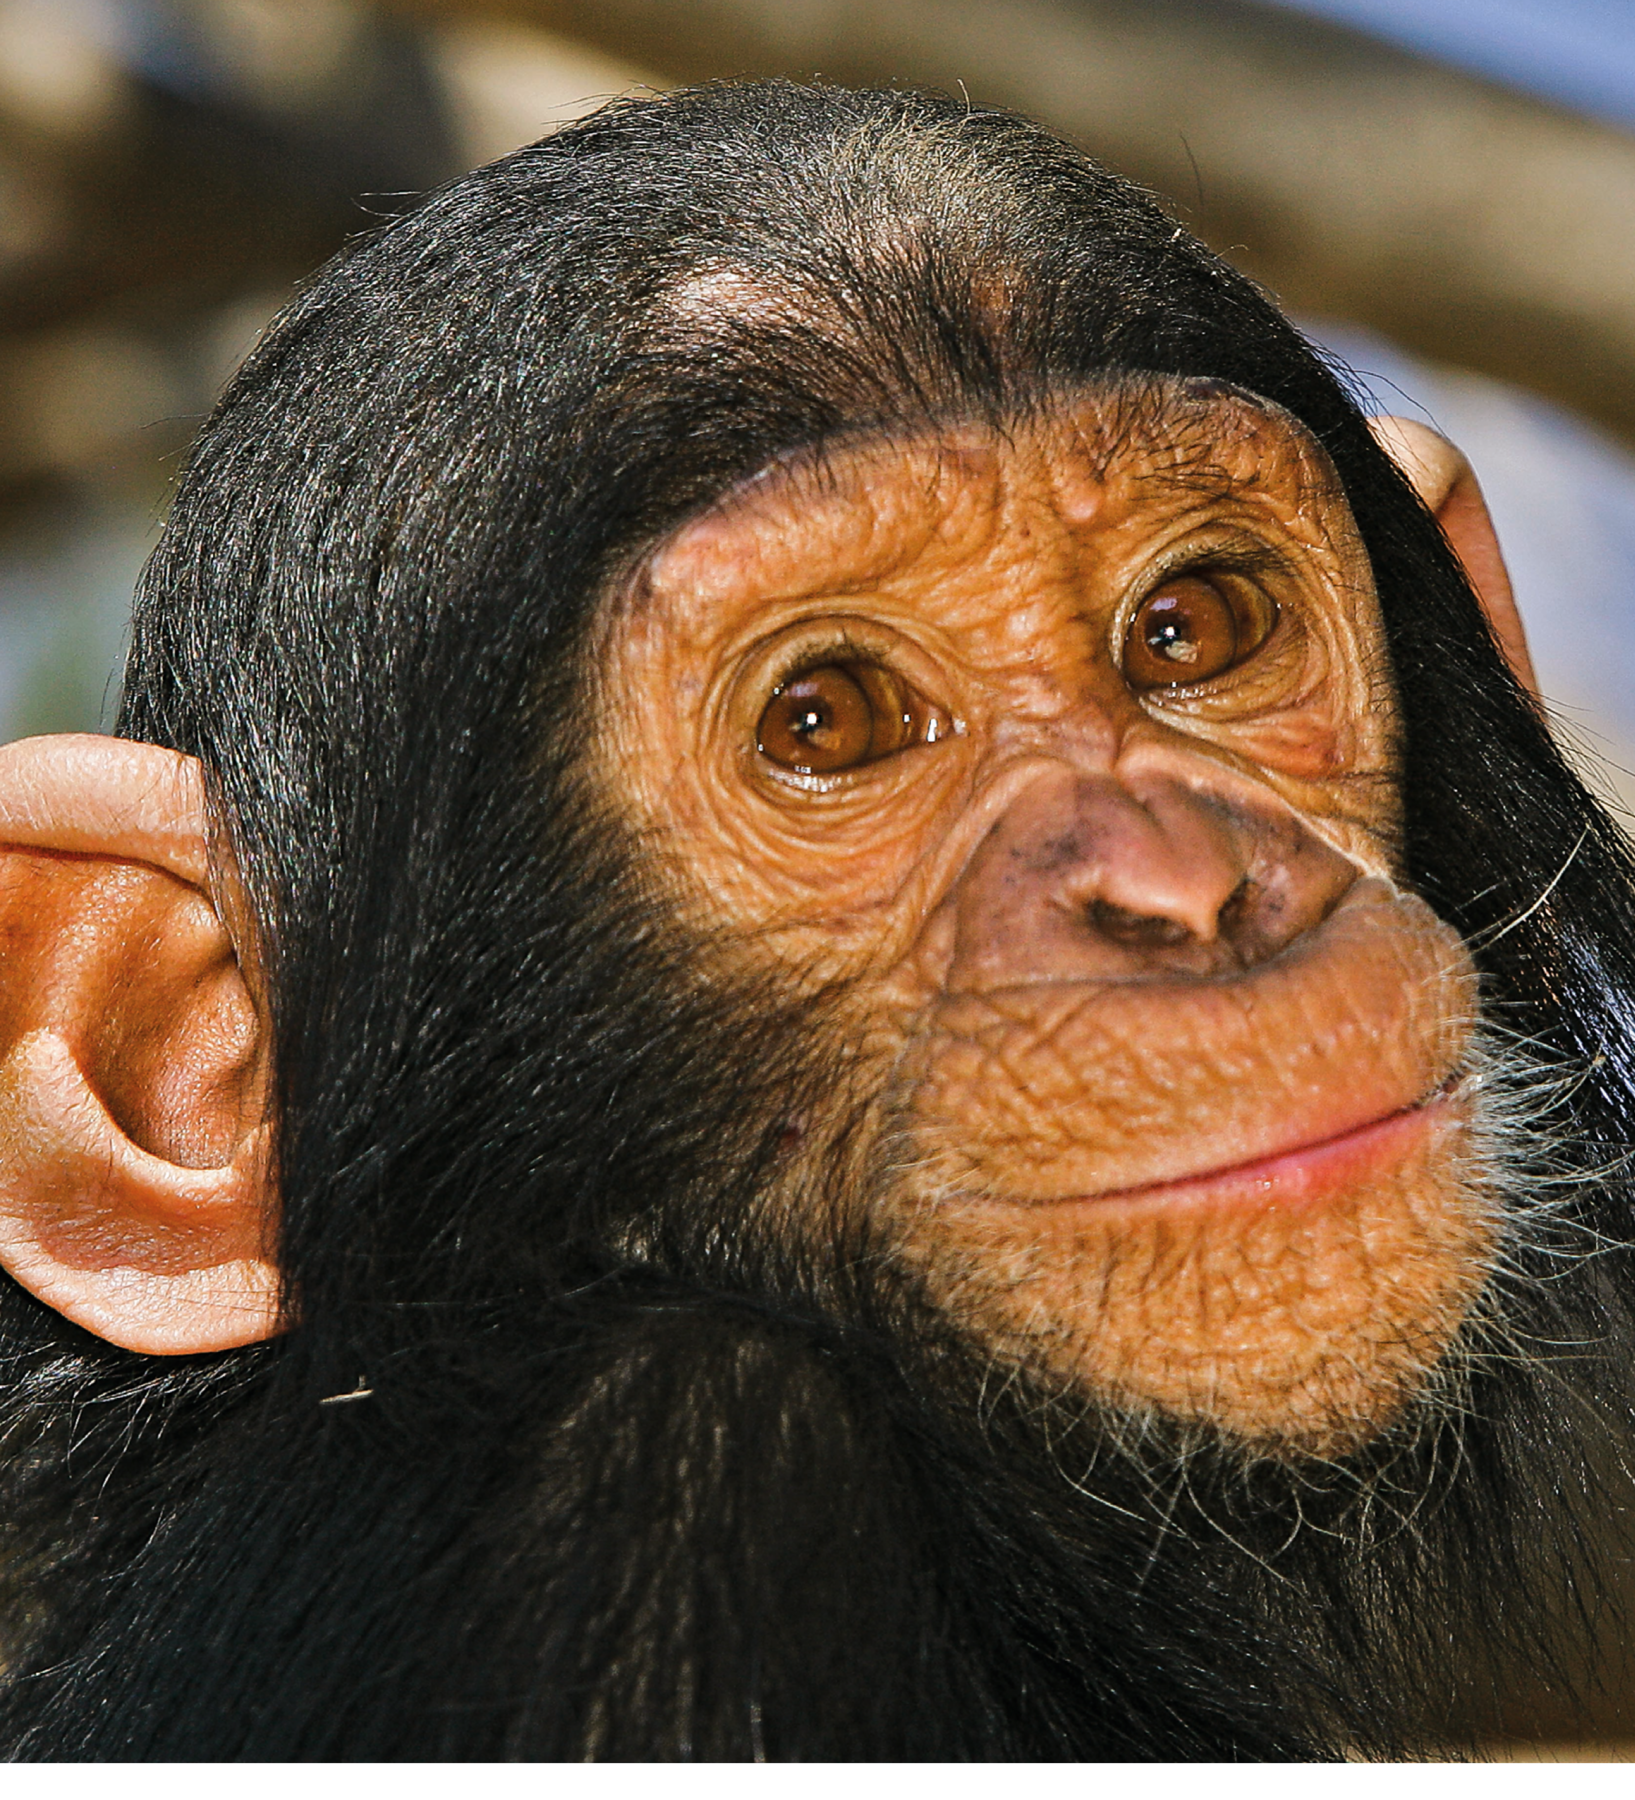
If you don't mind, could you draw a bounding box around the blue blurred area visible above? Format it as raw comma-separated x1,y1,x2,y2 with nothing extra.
1265,0,1635,132
1311,320,1635,815
1282,0,1635,805
10,326,1635,830
0,0,1633,837
59,0,454,188
0,492,152,744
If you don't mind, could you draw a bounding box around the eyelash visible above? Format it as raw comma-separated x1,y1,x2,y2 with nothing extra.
773,634,884,690
1143,544,1288,596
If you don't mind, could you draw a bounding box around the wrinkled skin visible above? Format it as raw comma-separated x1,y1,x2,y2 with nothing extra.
599,381,1491,1455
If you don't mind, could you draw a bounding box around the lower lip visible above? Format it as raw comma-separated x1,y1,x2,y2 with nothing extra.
1048,1098,1452,1217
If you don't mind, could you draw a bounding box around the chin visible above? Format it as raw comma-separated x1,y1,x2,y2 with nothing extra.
895,1094,1499,1459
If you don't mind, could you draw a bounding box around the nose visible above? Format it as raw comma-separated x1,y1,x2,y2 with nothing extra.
944,764,1358,992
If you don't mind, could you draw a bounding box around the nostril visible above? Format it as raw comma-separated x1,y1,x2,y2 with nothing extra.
1217,877,1256,937
1087,899,1193,947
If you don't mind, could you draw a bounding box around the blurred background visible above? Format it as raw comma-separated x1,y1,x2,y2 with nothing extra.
2,0,1635,817
0,0,1632,1753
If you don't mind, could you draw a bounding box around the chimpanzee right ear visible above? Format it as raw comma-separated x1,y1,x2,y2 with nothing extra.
1368,415,1539,698
0,735,279,1354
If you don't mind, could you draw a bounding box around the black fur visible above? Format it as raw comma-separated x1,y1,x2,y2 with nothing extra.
0,80,1633,1759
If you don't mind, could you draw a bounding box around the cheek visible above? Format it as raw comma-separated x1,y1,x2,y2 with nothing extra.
1204,709,1388,801
1148,616,1400,839
632,745,978,983
900,1100,1495,1455
881,887,1488,1454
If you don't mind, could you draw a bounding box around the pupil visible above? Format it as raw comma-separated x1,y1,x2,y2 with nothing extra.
1147,616,1198,662
793,703,829,737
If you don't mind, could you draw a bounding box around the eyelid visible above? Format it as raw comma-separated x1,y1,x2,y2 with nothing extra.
1197,540,1296,581
748,618,946,724
772,633,891,689
1167,523,1297,572
1127,534,1296,602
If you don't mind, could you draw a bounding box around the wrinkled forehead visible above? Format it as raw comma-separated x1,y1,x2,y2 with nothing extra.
639,379,1353,610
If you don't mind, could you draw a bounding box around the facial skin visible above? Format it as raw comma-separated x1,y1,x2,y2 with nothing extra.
603,382,1492,1453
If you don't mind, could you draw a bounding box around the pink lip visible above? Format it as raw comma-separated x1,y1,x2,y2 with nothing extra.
1027,1095,1453,1216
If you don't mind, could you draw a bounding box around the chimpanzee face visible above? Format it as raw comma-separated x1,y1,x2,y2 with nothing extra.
0,381,1521,1464
599,380,1490,1455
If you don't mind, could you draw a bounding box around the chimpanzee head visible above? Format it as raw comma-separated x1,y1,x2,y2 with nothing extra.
0,82,1630,1758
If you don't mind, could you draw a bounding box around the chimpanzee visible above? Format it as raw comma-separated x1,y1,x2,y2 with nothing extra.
0,80,1630,1760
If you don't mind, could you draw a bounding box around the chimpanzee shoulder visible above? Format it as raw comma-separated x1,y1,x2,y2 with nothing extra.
269,1279,1325,1760
0,1274,1319,1760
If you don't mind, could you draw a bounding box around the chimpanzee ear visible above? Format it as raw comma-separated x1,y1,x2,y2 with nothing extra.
0,735,279,1354
1368,415,1539,697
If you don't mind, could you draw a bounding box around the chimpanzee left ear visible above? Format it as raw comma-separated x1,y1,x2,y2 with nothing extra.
1368,415,1539,697
0,734,279,1354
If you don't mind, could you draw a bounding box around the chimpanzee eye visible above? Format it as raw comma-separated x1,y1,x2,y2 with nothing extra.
757,661,946,773
1122,574,1277,691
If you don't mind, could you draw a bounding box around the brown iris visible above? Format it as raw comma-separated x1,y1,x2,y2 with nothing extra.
1122,574,1276,690
758,661,941,773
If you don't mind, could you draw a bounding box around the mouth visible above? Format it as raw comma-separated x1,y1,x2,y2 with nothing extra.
915,879,1479,1220
1003,1093,1458,1218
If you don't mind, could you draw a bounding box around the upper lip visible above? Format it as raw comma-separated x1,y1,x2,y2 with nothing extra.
909,876,1475,1205
1020,1091,1448,1208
